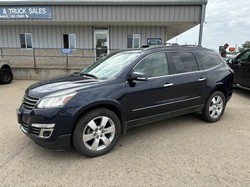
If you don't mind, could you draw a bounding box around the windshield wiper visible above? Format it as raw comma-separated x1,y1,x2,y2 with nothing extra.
79,72,98,79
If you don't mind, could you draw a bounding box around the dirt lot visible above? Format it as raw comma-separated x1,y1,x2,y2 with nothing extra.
0,80,250,187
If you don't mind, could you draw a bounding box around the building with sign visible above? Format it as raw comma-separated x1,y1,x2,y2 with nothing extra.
0,0,207,79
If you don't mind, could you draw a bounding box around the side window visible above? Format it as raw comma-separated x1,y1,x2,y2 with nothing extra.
134,53,169,78
170,52,198,73
63,34,76,49
20,33,33,49
195,51,222,70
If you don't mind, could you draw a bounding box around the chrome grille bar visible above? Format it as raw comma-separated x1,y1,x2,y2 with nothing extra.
22,94,39,111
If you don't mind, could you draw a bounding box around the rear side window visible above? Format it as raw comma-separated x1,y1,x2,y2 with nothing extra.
169,52,198,74
195,51,222,70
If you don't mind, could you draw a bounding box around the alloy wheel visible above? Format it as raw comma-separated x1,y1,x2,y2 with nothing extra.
82,116,116,151
208,95,224,119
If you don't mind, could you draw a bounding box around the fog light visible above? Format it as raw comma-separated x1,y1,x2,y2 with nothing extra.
31,123,55,138
39,129,53,138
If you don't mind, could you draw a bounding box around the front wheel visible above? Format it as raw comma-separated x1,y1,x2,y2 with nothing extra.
0,68,13,84
202,91,226,123
73,108,121,157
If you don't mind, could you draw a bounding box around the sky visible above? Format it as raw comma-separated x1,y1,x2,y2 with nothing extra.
168,0,250,51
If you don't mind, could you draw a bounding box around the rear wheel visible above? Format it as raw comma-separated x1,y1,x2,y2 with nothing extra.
73,108,121,157
0,68,13,84
202,91,226,123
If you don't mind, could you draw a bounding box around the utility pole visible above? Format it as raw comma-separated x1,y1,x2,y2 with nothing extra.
198,4,206,46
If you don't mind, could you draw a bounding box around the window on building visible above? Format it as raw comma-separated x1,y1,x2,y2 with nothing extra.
63,34,76,49
20,33,33,49
127,34,141,48
127,35,133,48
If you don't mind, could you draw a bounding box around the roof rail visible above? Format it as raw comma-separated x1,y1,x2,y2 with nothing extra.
140,43,202,51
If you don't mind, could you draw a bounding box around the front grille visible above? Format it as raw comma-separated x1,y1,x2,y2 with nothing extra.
22,94,39,111
31,126,40,136
21,122,28,133
20,123,54,138
21,123,40,136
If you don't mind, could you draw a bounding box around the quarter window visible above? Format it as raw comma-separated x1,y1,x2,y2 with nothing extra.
63,34,76,49
127,34,141,48
20,33,33,49
195,51,222,70
170,52,198,74
134,53,169,78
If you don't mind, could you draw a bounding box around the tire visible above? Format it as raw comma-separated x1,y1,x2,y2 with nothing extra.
202,91,226,123
73,108,121,157
0,68,13,84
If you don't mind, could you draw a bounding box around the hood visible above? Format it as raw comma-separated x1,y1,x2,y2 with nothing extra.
26,74,103,98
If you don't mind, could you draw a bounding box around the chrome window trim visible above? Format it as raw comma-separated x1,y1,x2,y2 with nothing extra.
131,51,223,80
197,62,223,72
131,63,222,80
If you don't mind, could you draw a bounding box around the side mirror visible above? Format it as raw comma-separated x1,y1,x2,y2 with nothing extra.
128,72,148,82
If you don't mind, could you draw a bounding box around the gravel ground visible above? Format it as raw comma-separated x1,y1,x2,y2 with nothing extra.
0,80,250,187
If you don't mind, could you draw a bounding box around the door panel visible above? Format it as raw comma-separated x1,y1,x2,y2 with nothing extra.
126,73,205,121
126,52,206,123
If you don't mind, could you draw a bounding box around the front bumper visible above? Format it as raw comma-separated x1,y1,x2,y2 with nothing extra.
17,108,74,150
28,133,71,150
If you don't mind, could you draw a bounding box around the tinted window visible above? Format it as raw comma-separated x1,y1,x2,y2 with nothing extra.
236,50,250,63
169,52,198,74
195,51,222,70
63,34,76,49
134,53,169,78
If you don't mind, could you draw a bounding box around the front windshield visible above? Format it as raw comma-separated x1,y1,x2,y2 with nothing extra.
81,52,140,79
236,50,250,63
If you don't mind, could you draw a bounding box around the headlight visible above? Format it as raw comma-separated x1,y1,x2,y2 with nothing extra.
37,93,76,108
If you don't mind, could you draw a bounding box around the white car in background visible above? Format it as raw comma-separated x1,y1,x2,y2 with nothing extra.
0,60,13,84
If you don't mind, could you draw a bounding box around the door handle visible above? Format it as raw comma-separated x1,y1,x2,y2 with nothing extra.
164,83,174,87
198,77,206,82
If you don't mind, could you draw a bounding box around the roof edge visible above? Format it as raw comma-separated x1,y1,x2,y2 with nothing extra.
0,0,208,6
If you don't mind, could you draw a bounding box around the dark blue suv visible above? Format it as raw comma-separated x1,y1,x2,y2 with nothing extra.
17,46,234,157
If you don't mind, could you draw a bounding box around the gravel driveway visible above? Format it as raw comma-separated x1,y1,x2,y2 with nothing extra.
0,80,250,186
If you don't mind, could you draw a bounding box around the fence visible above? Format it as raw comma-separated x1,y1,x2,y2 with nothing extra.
0,47,118,70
